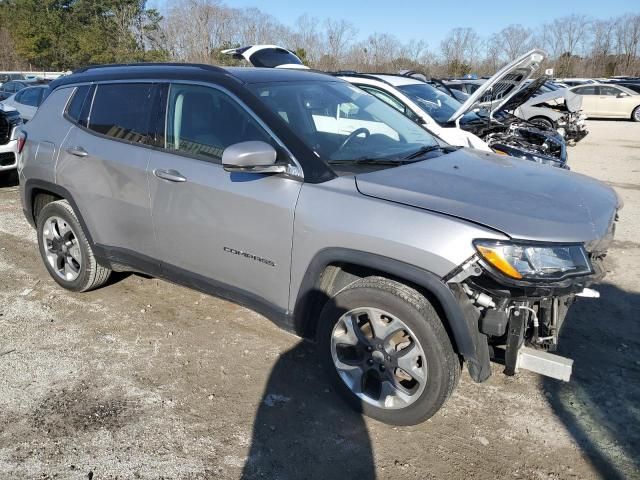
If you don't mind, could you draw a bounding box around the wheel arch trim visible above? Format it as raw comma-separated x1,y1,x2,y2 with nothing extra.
23,179,96,247
293,247,490,382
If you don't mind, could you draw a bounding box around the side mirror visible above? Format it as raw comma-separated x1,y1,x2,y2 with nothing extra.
616,92,628,98
222,141,286,174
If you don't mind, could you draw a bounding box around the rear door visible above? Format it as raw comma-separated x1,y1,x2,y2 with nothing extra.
147,83,302,311
56,82,159,265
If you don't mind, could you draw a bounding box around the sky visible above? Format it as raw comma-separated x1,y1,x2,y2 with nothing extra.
149,0,639,45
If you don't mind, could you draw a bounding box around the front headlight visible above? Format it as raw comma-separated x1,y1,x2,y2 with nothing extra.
474,240,592,281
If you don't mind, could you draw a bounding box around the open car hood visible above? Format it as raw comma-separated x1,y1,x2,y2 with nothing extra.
448,49,546,123
522,88,583,113
221,44,309,69
355,148,619,244
499,76,548,112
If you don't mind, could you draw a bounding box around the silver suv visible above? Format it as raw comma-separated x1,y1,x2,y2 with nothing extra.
18,64,620,426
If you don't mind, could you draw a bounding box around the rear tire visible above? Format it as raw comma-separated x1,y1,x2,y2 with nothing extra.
317,276,460,426
37,199,111,292
632,106,640,122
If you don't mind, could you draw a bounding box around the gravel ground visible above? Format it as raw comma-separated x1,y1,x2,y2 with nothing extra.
0,120,638,480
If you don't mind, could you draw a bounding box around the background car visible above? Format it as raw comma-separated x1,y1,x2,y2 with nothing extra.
0,79,39,100
605,81,640,94
555,78,598,87
570,84,640,121
0,73,26,88
0,84,48,122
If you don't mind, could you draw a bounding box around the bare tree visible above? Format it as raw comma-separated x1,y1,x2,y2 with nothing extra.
319,18,357,70
163,0,235,63
440,27,481,75
589,19,615,76
543,15,590,76
496,24,533,60
614,14,640,74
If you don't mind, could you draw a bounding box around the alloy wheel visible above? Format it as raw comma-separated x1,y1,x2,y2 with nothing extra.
330,307,427,409
42,216,82,281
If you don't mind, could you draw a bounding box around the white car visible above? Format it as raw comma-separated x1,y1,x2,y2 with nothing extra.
337,74,492,151
0,103,22,175
570,84,640,121
221,45,309,70
1,85,48,122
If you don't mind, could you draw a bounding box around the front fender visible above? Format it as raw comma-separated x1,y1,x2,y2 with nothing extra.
293,248,491,382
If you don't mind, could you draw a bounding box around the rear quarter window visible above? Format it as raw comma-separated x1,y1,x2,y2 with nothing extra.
66,85,94,127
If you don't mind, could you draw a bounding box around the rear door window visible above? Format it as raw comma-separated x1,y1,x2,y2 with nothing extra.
88,83,154,144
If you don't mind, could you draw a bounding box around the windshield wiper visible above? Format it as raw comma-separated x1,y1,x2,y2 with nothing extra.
403,144,454,160
327,158,412,166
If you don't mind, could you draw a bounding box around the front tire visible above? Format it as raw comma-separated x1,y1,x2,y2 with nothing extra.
317,276,460,426
37,200,111,292
632,106,640,122
530,117,554,130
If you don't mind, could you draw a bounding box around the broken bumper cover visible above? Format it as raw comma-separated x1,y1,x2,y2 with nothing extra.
446,250,609,382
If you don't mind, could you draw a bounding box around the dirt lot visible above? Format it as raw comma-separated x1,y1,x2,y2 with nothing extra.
0,120,639,480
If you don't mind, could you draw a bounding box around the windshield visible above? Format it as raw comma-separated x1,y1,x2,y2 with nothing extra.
251,81,440,163
398,83,482,125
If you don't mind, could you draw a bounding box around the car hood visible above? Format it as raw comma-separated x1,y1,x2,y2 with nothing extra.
0,101,17,113
522,89,583,112
355,148,619,244
221,44,309,69
499,76,548,112
448,49,546,123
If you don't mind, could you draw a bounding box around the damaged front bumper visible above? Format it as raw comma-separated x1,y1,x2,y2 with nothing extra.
445,251,608,382
563,113,589,145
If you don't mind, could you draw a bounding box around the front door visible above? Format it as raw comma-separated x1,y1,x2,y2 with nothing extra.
574,85,599,116
148,83,302,312
598,85,627,117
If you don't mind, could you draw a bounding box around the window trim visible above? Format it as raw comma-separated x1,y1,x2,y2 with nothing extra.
61,79,303,180
160,81,303,178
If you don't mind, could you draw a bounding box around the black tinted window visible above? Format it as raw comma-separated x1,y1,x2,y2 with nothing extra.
165,84,271,162
249,48,303,68
66,85,93,126
89,83,154,143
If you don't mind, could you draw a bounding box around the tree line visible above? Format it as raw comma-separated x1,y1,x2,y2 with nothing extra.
1,0,639,78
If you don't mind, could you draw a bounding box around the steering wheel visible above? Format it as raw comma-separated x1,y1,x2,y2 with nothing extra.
338,128,370,151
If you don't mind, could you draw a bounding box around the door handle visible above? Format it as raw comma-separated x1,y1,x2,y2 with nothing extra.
153,168,187,183
66,146,88,157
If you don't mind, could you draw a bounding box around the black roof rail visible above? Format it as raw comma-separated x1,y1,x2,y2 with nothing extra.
72,62,227,75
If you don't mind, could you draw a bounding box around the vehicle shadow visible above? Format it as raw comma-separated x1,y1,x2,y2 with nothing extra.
542,283,640,479
241,339,375,480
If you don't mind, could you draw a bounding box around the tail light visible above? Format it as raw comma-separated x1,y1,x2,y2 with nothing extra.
17,131,26,154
